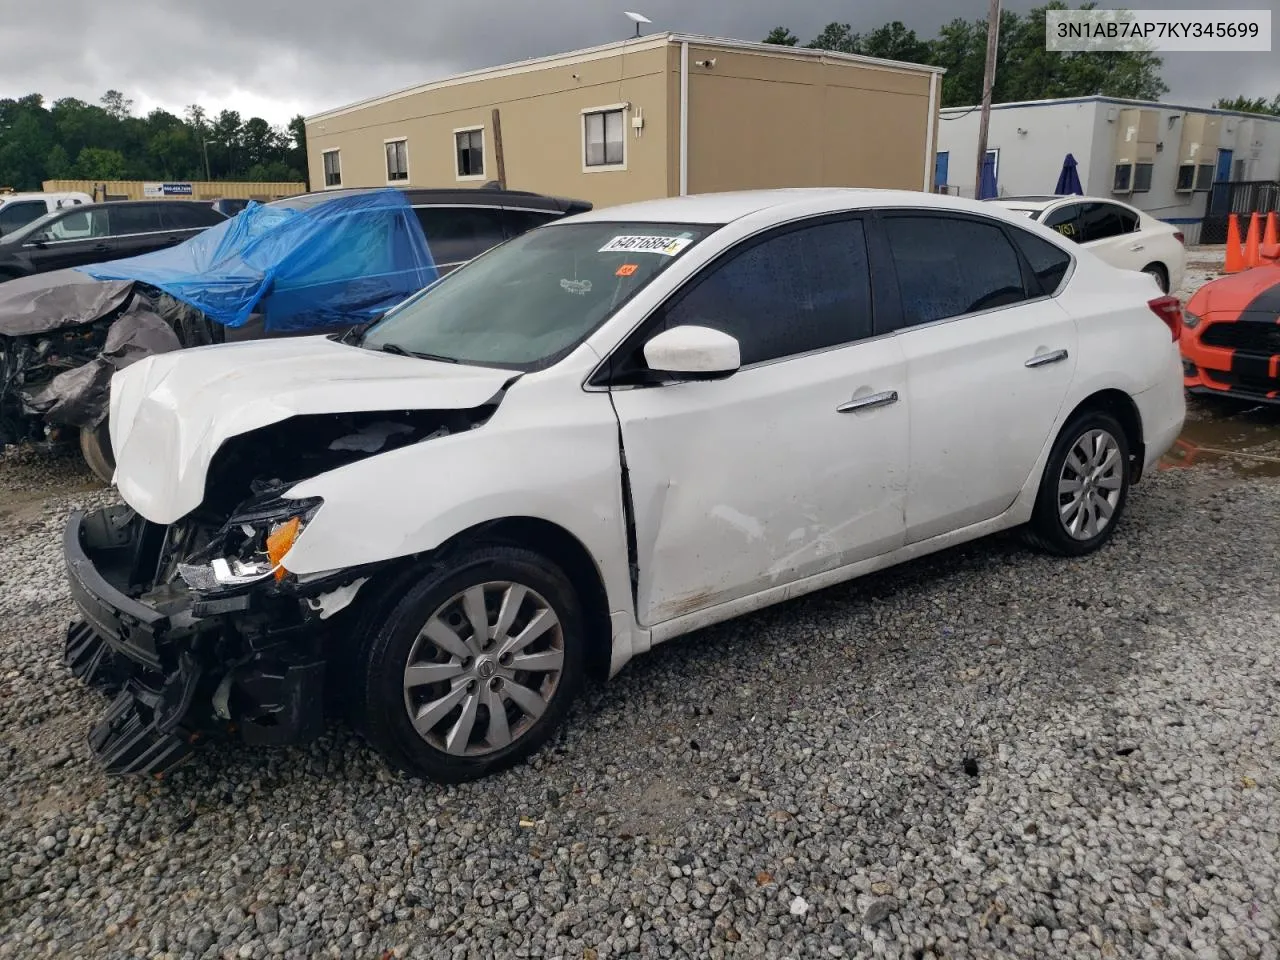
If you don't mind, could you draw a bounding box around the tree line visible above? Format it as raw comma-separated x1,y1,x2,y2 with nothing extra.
1213,95,1280,117
765,1,1270,111
0,90,308,191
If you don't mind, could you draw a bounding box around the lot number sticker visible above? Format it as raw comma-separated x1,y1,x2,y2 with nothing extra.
600,235,692,256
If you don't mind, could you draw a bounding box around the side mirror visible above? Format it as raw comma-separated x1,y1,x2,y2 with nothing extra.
25,232,50,248
642,325,740,380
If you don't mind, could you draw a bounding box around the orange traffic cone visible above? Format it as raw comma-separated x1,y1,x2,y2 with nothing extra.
1264,211,1279,248
1243,212,1262,269
1224,214,1245,273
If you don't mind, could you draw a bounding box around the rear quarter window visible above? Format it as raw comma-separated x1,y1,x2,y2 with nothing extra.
1008,228,1073,296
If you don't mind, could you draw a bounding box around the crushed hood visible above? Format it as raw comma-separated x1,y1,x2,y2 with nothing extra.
110,335,517,524
0,270,135,336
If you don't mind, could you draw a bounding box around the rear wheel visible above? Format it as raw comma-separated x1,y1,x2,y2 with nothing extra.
353,544,585,782
79,421,115,485
1142,262,1169,293
1026,410,1131,557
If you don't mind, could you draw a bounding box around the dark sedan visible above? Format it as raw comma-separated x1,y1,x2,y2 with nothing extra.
0,201,227,282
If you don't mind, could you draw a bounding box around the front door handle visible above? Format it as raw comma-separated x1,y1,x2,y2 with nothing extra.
837,390,899,413
1025,349,1069,368
1129,243,1145,251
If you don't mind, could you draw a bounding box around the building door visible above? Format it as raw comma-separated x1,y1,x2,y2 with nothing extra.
934,151,950,192
979,149,999,199
1209,149,1234,216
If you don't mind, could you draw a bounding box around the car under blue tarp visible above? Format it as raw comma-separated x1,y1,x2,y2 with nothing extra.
78,188,438,333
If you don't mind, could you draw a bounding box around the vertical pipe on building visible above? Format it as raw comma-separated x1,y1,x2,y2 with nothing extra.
679,40,689,196
922,71,939,193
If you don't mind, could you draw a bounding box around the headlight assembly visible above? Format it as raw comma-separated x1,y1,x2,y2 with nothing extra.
180,497,323,590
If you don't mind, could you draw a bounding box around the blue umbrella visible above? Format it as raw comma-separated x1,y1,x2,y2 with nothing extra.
1055,153,1084,195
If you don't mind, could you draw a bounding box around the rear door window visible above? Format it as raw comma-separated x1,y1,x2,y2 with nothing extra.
109,204,163,236
502,209,560,240
161,204,227,229
414,206,506,268
0,201,48,235
1008,228,1073,296
883,215,1030,326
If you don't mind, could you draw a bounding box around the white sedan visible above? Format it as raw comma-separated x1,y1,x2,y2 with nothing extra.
63,189,1186,782
989,195,1187,294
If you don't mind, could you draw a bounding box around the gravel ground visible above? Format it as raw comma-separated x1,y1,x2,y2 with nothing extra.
2,442,1279,960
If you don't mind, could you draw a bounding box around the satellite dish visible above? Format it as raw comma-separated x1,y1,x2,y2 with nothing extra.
624,11,652,36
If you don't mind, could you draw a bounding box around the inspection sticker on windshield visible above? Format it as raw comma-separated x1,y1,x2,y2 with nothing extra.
600,235,692,256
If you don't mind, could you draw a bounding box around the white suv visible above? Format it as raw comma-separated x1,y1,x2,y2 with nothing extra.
990,195,1186,294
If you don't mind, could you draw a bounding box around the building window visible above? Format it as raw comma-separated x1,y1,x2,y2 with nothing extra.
385,139,409,182
454,128,484,180
1112,163,1133,193
583,107,625,169
1132,162,1153,193
322,149,341,188
1194,163,1214,192
1175,164,1195,192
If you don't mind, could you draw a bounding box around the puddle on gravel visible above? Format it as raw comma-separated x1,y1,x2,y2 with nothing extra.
1161,401,1280,477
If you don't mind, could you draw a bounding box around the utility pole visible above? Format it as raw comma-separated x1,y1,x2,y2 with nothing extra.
203,139,212,181
974,0,1002,199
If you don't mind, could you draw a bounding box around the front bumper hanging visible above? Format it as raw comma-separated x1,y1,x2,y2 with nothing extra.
62,507,332,776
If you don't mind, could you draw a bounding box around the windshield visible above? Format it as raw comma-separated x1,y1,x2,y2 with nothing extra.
361,220,715,369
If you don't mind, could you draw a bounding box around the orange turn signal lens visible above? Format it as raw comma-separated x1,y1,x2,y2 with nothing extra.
265,517,302,581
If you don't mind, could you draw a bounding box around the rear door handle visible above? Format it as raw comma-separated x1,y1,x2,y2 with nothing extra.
837,390,898,413
92,243,110,252
1025,349,1069,368
1129,243,1145,251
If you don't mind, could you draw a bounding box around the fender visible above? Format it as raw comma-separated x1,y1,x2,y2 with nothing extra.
280,380,636,628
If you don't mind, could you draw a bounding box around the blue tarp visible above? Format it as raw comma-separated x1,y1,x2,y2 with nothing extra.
78,189,438,332
1054,153,1084,196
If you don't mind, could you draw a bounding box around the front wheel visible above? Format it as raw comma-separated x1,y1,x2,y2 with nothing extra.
1025,410,1132,557
79,421,115,485
353,544,585,782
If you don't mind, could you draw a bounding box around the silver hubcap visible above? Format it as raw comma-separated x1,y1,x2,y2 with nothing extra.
402,581,564,757
1058,428,1124,540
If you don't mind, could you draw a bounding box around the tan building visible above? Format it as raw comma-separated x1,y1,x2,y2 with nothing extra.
304,33,944,210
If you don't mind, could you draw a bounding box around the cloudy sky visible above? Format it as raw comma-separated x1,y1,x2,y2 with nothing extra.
3,0,1277,125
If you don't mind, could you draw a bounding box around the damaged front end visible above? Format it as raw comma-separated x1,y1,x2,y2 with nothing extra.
61,407,487,777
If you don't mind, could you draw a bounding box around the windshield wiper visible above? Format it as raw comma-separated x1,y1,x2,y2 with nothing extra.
376,342,459,363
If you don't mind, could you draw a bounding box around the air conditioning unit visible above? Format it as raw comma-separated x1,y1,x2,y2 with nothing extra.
1112,163,1135,194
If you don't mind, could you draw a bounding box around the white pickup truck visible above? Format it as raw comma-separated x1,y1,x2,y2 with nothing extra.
0,190,94,237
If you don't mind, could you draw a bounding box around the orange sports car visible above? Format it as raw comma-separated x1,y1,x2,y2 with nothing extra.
1182,263,1280,405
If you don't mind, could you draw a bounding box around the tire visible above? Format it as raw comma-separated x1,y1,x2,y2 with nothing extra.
79,421,116,485
352,544,585,782
1142,263,1169,294
1025,410,1132,557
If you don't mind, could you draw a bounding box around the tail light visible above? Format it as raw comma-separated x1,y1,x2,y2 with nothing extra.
1173,231,1185,245
1148,295,1183,342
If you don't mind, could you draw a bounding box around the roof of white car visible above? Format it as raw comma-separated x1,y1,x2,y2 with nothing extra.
566,188,1014,225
